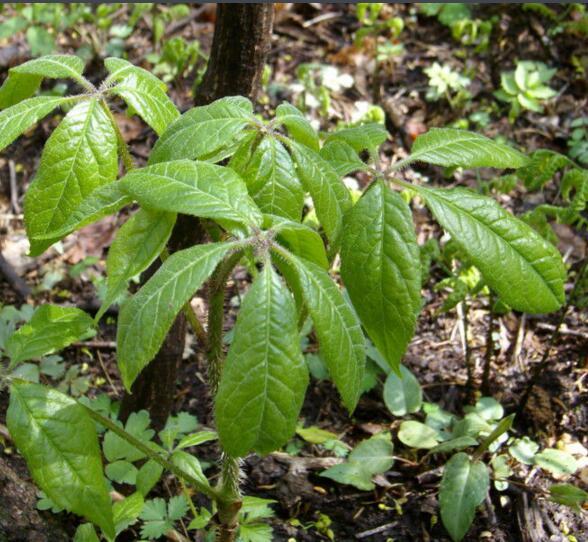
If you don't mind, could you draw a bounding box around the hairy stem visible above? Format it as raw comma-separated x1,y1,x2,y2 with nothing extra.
481,293,495,395
100,100,135,173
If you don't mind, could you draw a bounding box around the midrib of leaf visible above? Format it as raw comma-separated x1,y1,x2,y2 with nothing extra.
43,99,101,233
427,189,561,305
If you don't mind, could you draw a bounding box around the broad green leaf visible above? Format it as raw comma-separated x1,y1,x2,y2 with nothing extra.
0,72,42,108
267,216,328,269
110,76,179,135
296,425,339,445
33,182,132,240
383,365,422,416
289,140,352,245
102,410,155,463
216,264,308,457
176,431,218,451
275,102,319,151
508,437,539,465
170,451,209,489
11,54,87,87
149,96,254,164
0,96,70,152
321,433,394,491
240,136,304,221
341,181,421,371
414,185,566,313
549,484,588,511
104,57,167,89
7,382,114,538
273,249,365,410
117,242,239,389
136,460,164,497
464,396,504,421
119,160,262,230
73,524,100,542
113,492,144,535
324,123,388,158
534,449,578,476
430,437,478,455
439,453,489,542
99,209,176,319
6,305,94,366
398,421,440,449
25,98,118,256
401,128,528,169
320,139,369,176
105,460,138,485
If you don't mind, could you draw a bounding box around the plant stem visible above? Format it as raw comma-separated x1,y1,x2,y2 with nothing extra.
517,257,587,413
481,293,495,394
82,403,219,501
99,100,135,173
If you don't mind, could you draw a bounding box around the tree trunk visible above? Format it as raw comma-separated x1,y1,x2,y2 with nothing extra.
119,4,274,431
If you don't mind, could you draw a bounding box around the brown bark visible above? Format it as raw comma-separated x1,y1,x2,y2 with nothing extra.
119,5,274,431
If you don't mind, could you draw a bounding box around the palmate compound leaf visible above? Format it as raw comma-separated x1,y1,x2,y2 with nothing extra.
288,140,352,246
25,98,118,256
341,181,421,373
0,96,72,152
399,128,529,169
215,264,308,457
119,159,263,231
439,453,490,542
7,382,114,538
6,305,95,366
412,185,566,313
272,247,365,411
117,241,240,389
104,57,179,135
98,208,176,320
149,96,255,164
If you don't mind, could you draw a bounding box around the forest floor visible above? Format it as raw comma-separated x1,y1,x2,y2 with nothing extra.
0,4,587,542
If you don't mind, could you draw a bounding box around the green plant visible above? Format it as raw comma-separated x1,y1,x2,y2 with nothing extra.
0,54,568,540
568,117,588,166
494,61,557,122
424,62,471,108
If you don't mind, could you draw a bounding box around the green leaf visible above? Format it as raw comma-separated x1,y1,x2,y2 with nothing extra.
321,433,394,491
136,460,164,496
11,55,87,88
549,484,588,511
464,397,504,421
119,160,262,230
105,460,138,485
0,96,70,152
140,498,173,539
517,149,573,191
320,139,369,176
73,524,100,542
107,60,179,135
398,421,440,449
149,96,254,164
439,453,490,542
216,264,308,457
296,425,339,445
33,182,132,241
99,209,176,319
534,449,578,476
7,382,114,538
413,185,566,313
341,181,421,371
275,102,319,151
170,451,209,489
0,72,42,108
6,305,94,366
508,437,539,465
289,140,352,245
240,136,304,221
26,28,55,57
117,242,239,389
102,410,155,463
113,492,144,535
401,128,529,169
176,431,217,451
273,249,365,411
25,98,118,256
268,216,328,269
383,365,423,416
324,123,388,158
430,437,478,455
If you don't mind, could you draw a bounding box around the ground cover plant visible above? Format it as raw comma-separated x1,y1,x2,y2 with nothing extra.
0,4,586,542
